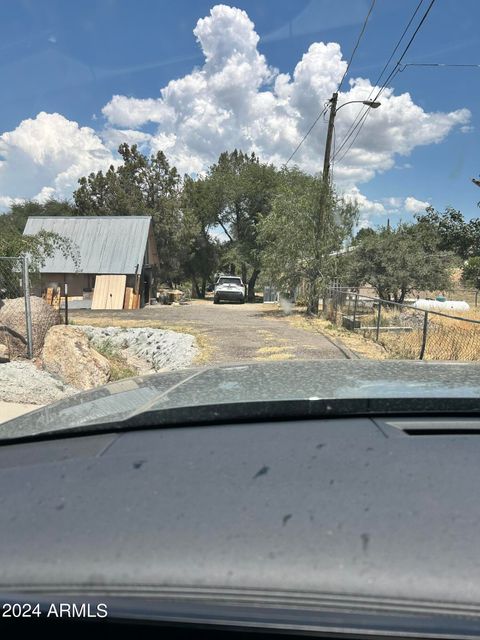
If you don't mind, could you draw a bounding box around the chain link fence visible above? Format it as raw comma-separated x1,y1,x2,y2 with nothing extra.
349,284,480,308
324,286,480,361
0,256,33,359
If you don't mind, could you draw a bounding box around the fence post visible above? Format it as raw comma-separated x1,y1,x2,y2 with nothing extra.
475,290,478,308
64,283,69,326
352,293,358,330
22,256,33,359
375,300,382,341
419,311,429,360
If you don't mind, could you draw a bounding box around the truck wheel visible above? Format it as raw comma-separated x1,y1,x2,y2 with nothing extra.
213,297,219,304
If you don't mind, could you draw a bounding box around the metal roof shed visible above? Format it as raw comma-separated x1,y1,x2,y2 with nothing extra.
23,216,154,275
23,216,159,308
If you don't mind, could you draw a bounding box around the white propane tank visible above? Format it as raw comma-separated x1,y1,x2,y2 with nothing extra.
413,299,470,312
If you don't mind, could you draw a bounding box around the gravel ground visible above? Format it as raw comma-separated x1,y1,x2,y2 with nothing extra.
0,361,76,405
78,325,198,372
72,301,351,363
0,325,198,406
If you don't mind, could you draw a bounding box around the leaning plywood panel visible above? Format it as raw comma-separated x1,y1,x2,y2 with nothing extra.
91,276,108,309
92,275,126,310
123,287,133,310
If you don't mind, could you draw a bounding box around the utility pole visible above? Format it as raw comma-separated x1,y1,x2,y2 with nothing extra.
322,92,338,184
310,92,338,316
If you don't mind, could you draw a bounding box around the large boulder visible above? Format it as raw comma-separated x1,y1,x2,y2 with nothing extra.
42,325,111,390
0,296,61,359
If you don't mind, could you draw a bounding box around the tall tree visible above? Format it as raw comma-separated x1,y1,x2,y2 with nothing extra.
259,168,357,314
415,206,480,260
73,144,182,281
180,176,220,297
207,150,278,301
462,256,480,288
347,223,454,302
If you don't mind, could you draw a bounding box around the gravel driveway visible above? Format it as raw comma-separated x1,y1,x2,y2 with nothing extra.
71,300,353,363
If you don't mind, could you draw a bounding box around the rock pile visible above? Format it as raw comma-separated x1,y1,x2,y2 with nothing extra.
42,325,111,390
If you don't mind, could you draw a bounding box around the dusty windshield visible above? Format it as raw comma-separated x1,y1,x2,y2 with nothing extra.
0,0,479,425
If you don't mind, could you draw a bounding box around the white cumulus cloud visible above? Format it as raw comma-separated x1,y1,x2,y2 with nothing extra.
100,4,469,186
0,112,114,204
0,4,471,213
343,186,385,214
404,196,430,213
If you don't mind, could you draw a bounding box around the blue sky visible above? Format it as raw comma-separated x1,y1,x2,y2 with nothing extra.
0,0,478,224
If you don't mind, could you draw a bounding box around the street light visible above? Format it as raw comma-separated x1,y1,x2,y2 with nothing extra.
335,99,381,114
322,93,381,183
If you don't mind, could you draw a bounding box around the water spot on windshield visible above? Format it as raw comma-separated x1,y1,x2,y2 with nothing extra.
282,514,292,526
361,533,370,552
253,465,269,479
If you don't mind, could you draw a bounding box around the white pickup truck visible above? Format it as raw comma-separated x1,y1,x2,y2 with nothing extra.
213,276,245,304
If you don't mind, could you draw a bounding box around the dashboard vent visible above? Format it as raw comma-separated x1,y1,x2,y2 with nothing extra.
380,418,480,436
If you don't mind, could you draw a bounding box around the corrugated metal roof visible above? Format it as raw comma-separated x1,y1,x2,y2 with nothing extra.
23,216,152,274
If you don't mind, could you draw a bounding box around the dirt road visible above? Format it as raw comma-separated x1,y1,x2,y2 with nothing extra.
71,300,354,364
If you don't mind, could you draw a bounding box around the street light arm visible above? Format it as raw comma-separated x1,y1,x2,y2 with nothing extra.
334,99,381,113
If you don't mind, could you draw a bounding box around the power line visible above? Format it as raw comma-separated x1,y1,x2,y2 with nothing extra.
285,0,377,167
399,62,480,70
332,0,426,162
333,0,438,165
284,104,329,166
338,0,377,92
378,0,437,90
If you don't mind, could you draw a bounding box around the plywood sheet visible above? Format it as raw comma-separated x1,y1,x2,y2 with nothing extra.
92,275,126,310
123,287,133,310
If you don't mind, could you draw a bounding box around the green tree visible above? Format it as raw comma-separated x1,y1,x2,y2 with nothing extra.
2,199,76,234
352,226,376,245
73,143,182,281
347,223,454,302
0,215,79,295
259,168,358,314
415,206,480,259
180,176,220,297
207,150,278,301
462,256,480,288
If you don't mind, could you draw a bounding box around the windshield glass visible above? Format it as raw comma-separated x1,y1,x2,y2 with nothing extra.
0,0,478,431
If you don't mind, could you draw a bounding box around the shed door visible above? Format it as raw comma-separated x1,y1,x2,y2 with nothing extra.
91,275,126,310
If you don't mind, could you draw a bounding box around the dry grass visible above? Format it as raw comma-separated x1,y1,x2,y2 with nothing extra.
256,345,295,354
254,342,295,361
93,339,137,381
255,351,295,361
70,315,214,366
355,306,480,361
259,304,386,359
288,313,387,360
